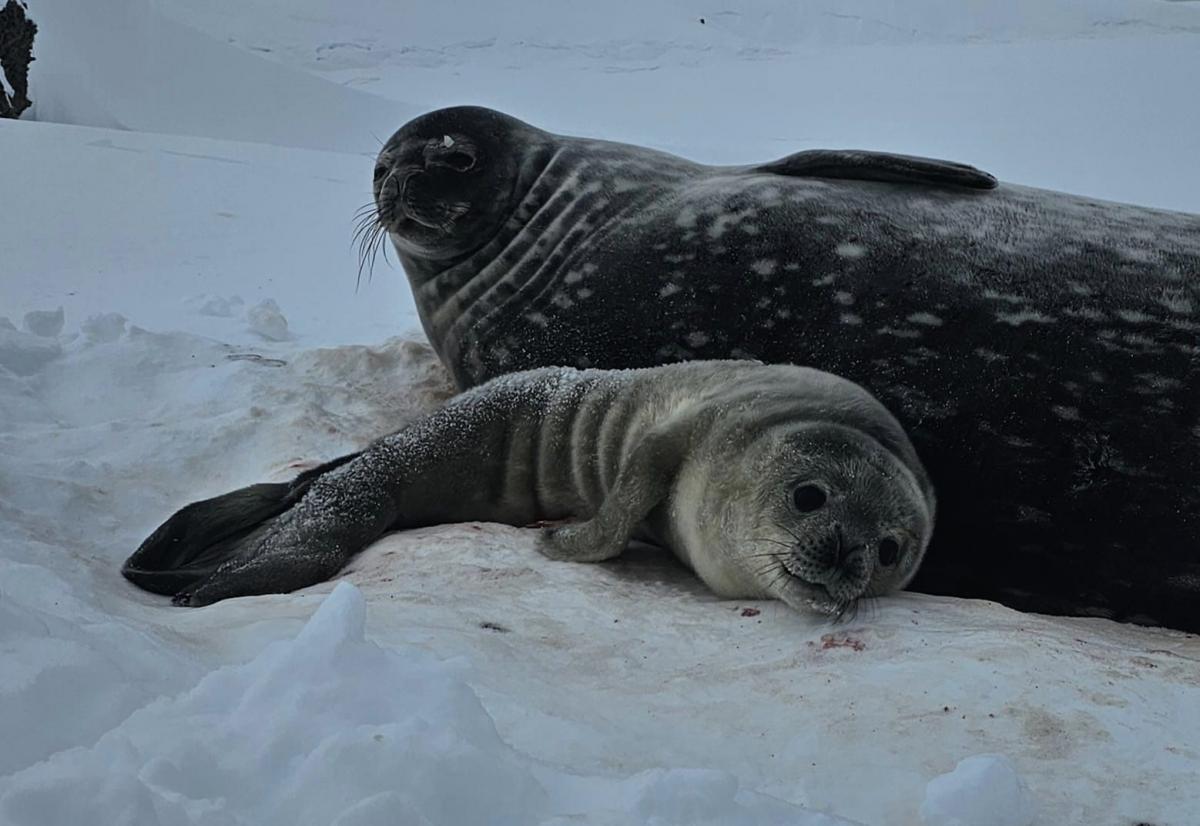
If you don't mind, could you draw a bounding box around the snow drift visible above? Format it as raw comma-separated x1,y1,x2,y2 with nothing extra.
3,0,1199,823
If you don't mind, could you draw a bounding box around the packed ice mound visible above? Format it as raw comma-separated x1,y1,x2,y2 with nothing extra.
0,560,204,777
0,583,850,826
0,321,455,776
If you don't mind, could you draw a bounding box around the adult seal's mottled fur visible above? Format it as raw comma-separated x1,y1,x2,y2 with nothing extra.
123,361,935,612
366,105,1200,629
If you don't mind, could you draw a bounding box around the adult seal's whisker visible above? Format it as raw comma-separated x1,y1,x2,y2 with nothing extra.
352,208,390,290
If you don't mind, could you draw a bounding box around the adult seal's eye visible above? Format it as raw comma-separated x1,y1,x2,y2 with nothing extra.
440,151,476,172
878,538,902,566
792,483,827,513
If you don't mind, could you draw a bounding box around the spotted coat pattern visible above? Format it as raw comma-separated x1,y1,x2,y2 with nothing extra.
387,108,1200,628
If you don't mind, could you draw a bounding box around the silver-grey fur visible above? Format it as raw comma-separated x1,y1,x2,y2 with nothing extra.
123,361,935,612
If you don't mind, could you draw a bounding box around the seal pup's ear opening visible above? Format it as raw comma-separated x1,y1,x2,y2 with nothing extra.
121,453,359,597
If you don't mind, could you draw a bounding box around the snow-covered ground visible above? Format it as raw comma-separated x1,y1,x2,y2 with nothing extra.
2,1,1199,824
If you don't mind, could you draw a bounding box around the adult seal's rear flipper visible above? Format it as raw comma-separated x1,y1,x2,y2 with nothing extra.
750,149,998,190
122,453,360,601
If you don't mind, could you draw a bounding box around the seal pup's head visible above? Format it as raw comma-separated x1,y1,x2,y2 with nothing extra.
362,106,552,271
762,423,935,616
675,375,936,618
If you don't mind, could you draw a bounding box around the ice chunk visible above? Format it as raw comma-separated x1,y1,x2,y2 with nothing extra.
0,328,61,375
247,298,290,341
81,312,128,343
920,754,1036,826
185,293,245,318
23,306,65,337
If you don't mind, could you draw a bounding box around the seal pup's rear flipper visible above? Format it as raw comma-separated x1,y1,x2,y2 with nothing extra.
121,453,360,598
750,149,998,190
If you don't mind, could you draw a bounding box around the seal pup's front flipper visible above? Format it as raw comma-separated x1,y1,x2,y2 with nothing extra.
749,149,998,190
536,423,684,563
121,453,360,599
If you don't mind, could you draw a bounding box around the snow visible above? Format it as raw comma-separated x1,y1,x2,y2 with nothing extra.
920,755,1035,826
21,307,63,337
3,1,1200,824
26,0,414,152
0,325,60,375
2,582,834,825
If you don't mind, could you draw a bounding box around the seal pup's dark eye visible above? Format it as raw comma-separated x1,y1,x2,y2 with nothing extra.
792,484,827,512
878,538,901,566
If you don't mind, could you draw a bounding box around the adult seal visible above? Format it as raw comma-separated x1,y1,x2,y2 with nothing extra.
123,361,935,611
366,105,1200,629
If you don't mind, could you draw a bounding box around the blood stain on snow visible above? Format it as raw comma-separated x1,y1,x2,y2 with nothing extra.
816,633,866,652
741,607,761,617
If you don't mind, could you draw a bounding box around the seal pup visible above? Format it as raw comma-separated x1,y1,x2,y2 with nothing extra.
365,105,1200,629
123,361,936,611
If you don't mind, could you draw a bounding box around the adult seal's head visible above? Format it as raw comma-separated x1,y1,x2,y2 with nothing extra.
365,106,552,265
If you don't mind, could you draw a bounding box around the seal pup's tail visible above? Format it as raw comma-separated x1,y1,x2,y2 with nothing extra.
121,453,359,597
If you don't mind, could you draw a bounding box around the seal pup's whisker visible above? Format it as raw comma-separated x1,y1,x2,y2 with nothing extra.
855,595,881,624
744,536,794,550
750,559,790,581
775,522,806,546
